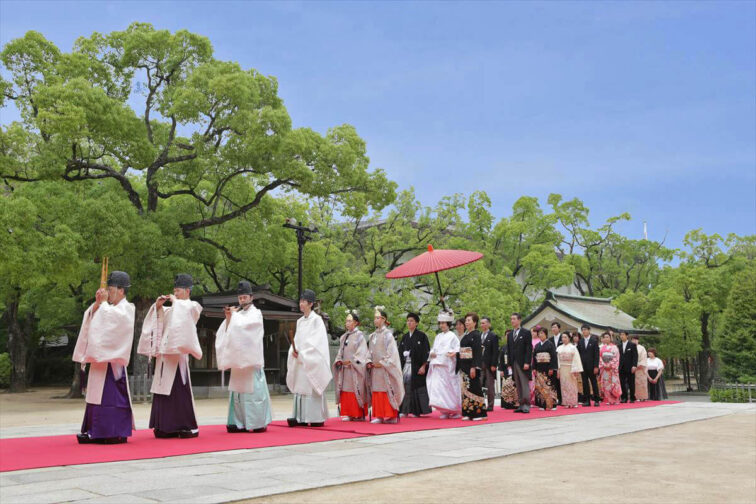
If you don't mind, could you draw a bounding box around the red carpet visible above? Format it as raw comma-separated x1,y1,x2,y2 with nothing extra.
0,400,677,472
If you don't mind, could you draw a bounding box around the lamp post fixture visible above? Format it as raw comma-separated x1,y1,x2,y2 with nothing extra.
282,218,318,300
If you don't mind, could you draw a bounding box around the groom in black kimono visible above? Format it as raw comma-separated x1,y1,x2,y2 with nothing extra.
398,313,431,417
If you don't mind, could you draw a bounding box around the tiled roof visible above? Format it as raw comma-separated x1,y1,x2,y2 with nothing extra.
524,291,659,335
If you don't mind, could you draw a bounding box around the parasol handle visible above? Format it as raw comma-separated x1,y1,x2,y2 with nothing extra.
435,271,447,310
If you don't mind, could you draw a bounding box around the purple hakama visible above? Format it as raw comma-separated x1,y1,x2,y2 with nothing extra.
149,368,198,433
80,364,133,439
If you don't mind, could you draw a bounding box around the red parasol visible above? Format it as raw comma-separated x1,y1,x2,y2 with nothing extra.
385,245,483,309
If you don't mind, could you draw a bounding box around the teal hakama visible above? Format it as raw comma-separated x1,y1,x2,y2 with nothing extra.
226,368,272,431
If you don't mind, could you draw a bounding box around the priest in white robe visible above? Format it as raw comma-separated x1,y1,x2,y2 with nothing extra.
138,273,203,438
286,289,332,427
215,281,273,433
427,309,462,419
73,271,135,444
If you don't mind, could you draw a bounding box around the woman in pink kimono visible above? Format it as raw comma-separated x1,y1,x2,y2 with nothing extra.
556,332,583,408
599,332,621,405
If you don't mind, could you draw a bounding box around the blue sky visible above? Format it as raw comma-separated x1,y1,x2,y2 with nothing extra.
1,1,754,251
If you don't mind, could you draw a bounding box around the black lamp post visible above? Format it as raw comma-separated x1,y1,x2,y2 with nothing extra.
282,218,318,300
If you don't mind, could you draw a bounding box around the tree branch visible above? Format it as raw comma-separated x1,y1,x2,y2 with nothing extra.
180,178,287,234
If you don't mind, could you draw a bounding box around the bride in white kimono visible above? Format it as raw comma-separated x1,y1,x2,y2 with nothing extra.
427,310,462,419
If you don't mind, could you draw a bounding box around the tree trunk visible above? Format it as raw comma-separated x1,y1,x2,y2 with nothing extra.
65,284,86,399
683,358,693,392
698,312,713,391
5,295,28,393
65,362,84,399
65,327,83,399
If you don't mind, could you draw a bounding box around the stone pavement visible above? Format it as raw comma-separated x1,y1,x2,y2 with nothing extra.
0,401,753,504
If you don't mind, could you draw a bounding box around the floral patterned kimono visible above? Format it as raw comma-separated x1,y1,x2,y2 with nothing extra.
599,343,621,404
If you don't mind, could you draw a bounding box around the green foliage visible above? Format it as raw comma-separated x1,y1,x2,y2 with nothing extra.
0,353,10,387
709,387,753,403
715,265,756,383
1,24,754,395
0,24,394,390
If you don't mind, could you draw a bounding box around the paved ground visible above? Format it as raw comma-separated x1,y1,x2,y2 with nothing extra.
1,398,753,503
244,411,756,504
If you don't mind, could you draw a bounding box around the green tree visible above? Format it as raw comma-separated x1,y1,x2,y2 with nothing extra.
715,265,756,382
549,194,672,297
1,25,394,388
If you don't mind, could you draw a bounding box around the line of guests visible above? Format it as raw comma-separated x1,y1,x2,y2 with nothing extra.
72,272,668,445
333,308,492,422
498,318,668,413
332,308,672,424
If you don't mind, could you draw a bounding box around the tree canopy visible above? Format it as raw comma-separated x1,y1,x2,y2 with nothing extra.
1,25,754,392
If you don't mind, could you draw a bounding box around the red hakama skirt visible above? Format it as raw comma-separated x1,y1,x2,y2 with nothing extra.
371,391,397,418
339,391,368,418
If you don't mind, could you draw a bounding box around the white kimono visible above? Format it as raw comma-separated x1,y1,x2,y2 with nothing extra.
137,299,203,395
72,299,135,407
427,330,461,414
215,305,265,393
287,312,332,422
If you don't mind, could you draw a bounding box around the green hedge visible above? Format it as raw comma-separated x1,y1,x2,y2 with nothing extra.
0,353,10,388
709,387,753,403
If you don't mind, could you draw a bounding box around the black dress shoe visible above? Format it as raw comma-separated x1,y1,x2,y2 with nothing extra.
154,429,179,439
594,401,601,407
287,418,301,427
513,407,523,413
252,427,267,433
309,422,324,427
226,425,245,433
178,430,199,438
620,399,628,403
520,407,530,414
76,433,94,444
581,402,590,407
630,400,636,403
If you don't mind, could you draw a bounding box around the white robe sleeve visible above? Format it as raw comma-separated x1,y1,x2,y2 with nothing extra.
73,301,135,367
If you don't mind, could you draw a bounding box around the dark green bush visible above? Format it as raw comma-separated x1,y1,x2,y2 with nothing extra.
709,387,752,403
0,353,10,388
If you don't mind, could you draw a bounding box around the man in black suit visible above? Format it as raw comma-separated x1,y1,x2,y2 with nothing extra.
577,324,601,407
618,330,638,403
549,322,563,405
480,316,499,412
506,313,533,413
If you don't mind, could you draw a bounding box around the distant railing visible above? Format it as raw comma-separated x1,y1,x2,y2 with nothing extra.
129,372,151,402
720,383,756,403
710,382,756,403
